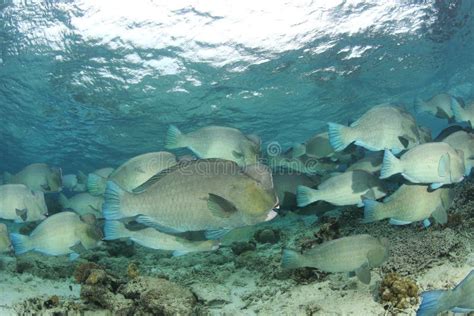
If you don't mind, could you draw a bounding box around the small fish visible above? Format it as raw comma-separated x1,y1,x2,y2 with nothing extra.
108,152,177,192
9,212,102,258
328,105,420,154
441,130,474,175
103,159,278,235
417,270,474,316
3,163,62,192
451,100,474,128
292,132,337,159
297,170,386,207
0,184,48,222
104,221,219,256
346,153,383,174
59,192,104,218
0,223,11,252
282,234,389,284
362,184,453,227
87,167,115,196
415,93,460,122
165,125,260,166
380,142,465,189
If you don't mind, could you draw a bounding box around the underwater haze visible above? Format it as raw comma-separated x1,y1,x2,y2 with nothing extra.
1,0,473,172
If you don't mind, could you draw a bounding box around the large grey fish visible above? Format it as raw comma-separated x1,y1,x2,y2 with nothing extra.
165,125,260,166
380,142,465,189
59,192,104,218
291,132,355,163
104,221,219,256
108,152,177,192
3,163,62,192
0,184,48,222
0,223,11,252
272,172,319,209
415,93,460,122
441,130,474,176
9,212,102,259
282,234,389,284
103,159,278,237
328,105,420,154
451,100,474,128
297,170,386,207
417,270,474,316
87,167,115,196
346,153,383,174
362,184,453,227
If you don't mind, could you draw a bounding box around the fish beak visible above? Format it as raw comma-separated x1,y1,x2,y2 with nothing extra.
265,210,278,222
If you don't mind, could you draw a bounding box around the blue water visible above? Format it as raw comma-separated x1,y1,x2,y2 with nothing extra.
1,0,473,173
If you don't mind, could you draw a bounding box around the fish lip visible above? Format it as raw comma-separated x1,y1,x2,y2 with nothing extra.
265,210,278,221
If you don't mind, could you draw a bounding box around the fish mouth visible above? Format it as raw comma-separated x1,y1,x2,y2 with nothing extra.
265,210,278,222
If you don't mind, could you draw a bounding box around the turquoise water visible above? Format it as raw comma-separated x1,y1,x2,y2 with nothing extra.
1,1,474,315
1,1,473,172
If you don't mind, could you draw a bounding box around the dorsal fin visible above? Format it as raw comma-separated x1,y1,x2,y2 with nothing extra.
132,160,194,193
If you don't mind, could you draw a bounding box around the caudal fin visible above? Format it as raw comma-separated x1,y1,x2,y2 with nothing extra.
450,97,467,123
165,125,184,149
380,149,402,179
296,186,321,207
362,199,385,223
414,97,428,114
10,233,33,255
103,220,132,240
416,290,446,316
281,249,305,269
87,173,107,196
103,181,126,220
291,143,306,158
327,123,353,152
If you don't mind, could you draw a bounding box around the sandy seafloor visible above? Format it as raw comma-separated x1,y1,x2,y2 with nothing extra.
0,181,473,315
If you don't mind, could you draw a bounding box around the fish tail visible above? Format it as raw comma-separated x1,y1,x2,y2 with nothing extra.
414,97,428,114
103,220,131,240
450,96,466,122
416,290,446,316
362,199,385,223
281,249,304,269
165,125,184,149
87,173,107,196
2,171,12,183
380,149,401,179
103,181,126,220
296,185,320,207
9,233,32,255
58,193,68,208
327,122,353,152
291,143,306,158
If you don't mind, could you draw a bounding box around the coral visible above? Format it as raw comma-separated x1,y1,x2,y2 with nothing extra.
106,240,136,258
43,295,59,308
15,254,73,279
127,262,140,279
379,273,419,310
231,241,256,255
314,217,340,243
74,262,103,284
254,228,280,244
119,276,196,315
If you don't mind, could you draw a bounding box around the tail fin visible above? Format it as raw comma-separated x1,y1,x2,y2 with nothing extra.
77,170,87,184
362,199,385,223
103,181,126,220
416,290,445,316
450,97,466,122
103,220,132,240
296,186,320,207
291,143,306,158
414,97,428,114
10,233,33,255
327,123,353,152
58,193,68,208
281,249,304,269
3,172,12,183
87,173,107,196
380,149,402,179
165,125,184,149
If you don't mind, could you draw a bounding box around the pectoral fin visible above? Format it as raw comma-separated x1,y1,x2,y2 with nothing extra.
207,194,238,218
15,208,27,222
438,153,450,178
398,136,409,149
355,263,371,284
